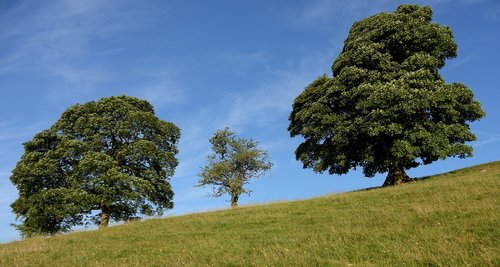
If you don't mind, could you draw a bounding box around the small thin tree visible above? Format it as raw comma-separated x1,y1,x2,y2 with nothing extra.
197,128,272,207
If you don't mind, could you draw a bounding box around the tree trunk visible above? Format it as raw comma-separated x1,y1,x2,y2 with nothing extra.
383,165,412,186
231,194,239,207
100,207,110,228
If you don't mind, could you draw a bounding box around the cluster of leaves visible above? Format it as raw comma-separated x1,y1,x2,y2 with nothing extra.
10,96,180,237
288,5,485,184
197,128,272,207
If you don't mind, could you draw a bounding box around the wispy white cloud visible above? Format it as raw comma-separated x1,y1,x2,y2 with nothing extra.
0,171,11,177
447,54,474,70
484,4,500,21
215,74,303,130
130,70,187,108
0,169,17,210
216,51,268,75
475,131,500,137
282,0,391,27
213,49,332,132
51,66,109,90
473,137,499,148
170,120,211,181
0,1,105,70
0,0,163,101
429,0,488,4
0,186,17,206
173,185,211,203
473,131,500,148
0,121,50,141
285,0,492,29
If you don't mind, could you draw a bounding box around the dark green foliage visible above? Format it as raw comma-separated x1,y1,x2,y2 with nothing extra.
288,5,485,185
197,128,272,207
10,95,180,237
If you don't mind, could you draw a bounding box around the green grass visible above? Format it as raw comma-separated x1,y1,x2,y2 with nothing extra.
1,162,499,266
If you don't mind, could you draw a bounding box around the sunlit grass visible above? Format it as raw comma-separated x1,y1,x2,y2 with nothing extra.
1,161,499,266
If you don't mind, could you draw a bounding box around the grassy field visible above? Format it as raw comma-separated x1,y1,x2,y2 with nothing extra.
1,162,499,266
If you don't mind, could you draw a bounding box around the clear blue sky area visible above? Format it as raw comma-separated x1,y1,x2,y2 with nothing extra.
1,0,499,243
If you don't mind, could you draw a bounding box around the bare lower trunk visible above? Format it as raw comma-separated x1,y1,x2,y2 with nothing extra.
231,195,239,207
383,165,412,186
99,207,110,228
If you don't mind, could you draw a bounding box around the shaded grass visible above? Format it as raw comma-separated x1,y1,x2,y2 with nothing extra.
1,161,499,266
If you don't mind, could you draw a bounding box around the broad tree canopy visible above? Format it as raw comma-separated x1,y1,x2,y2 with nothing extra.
11,95,180,237
288,4,485,186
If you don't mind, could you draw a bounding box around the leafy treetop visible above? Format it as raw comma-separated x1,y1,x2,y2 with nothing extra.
288,4,485,186
11,95,180,237
197,128,272,207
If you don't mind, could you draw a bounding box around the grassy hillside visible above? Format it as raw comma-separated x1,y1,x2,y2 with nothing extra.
1,162,499,266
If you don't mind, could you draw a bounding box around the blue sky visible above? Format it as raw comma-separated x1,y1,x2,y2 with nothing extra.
0,0,499,243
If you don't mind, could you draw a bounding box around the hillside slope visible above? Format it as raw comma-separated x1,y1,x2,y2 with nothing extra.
1,162,499,266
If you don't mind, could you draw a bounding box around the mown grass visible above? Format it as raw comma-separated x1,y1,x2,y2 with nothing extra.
1,161,499,266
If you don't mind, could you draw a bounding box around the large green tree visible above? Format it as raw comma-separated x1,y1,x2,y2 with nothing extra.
197,128,272,207
288,4,485,186
10,96,180,237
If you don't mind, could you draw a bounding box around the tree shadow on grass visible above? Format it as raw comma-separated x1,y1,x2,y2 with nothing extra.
352,176,434,193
